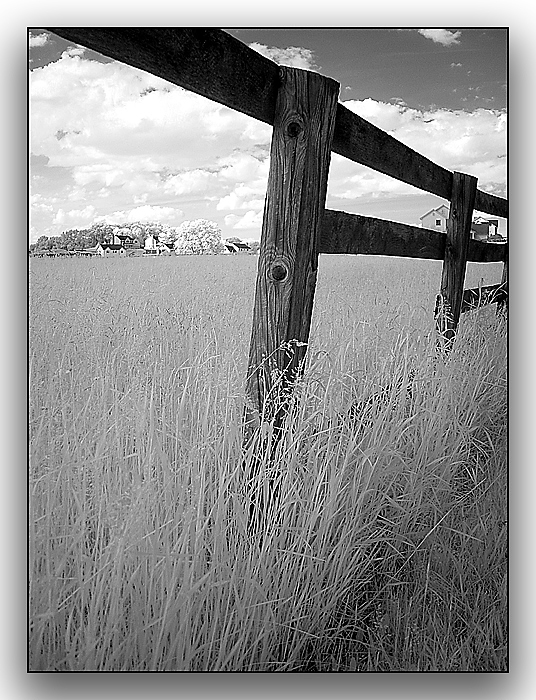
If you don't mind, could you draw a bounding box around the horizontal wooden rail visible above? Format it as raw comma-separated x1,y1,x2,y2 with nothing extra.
461,283,507,313
47,28,280,130
319,209,507,263
467,239,507,263
474,190,508,220
46,27,507,220
332,104,454,203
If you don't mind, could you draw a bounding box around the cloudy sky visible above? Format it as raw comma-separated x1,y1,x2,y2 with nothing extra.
29,27,507,243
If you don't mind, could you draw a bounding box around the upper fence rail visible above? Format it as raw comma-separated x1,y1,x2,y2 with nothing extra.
47,27,508,224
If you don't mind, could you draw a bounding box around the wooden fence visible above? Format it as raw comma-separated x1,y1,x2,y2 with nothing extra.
47,28,508,427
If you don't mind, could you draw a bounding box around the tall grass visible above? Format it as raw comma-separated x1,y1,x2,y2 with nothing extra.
29,256,507,671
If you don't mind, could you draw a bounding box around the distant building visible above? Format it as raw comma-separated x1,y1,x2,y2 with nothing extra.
471,216,499,242
420,206,503,242
75,243,101,256
99,243,126,257
144,234,158,254
144,234,173,255
487,232,506,244
113,231,139,248
223,239,251,254
419,205,449,233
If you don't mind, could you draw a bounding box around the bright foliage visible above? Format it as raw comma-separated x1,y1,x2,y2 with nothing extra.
174,220,225,255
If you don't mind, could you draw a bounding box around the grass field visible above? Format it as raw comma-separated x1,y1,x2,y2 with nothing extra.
29,254,507,671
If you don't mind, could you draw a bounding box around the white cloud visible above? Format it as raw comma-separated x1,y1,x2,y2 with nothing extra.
218,152,268,183
29,47,507,241
163,169,218,197
216,162,268,213
217,188,264,211
53,205,97,227
30,193,54,212
96,206,183,225
330,99,507,199
248,43,318,70
29,32,48,48
224,210,263,230
30,53,272,176
418,29,461,46
62,47,86,58
72,164,126,188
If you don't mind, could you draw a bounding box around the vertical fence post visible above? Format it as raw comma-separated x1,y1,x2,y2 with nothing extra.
435,171,478,350
497,245,508,316
244,66,340,434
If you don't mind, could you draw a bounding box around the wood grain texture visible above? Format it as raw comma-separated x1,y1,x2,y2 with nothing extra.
245,67,339,422
461,283,507,313
474,189,508,220
319,209,507,263
332,104,454,200
319,209,445,259
497,248,508,315
468,239,507,263
437,172,478,342
47,28,507,220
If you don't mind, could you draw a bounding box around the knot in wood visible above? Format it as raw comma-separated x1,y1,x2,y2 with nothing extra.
286,121,302,138
271,263,288,282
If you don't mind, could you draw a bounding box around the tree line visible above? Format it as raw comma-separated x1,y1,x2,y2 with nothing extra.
29,222,175,254
29,221,260,255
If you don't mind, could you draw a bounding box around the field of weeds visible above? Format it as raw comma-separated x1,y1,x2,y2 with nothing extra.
29,254,507,671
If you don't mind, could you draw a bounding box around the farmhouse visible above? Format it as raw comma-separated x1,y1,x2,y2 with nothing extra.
223,240,251,254
76,242,127,257
420,207,503,242
100,243,126,257
419,205,449,233
144,234,173,255
113,231,139,248
471,216,499,241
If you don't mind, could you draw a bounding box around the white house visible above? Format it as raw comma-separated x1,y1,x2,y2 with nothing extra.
420,206,502,242
223,240,252,254
144,234,173,255
113,231,138,248
419,205,449,233
144,234,158,254
471,216,499,241
99,243,126,257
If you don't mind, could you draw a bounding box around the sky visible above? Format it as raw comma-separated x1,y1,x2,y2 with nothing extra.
29,27,508,243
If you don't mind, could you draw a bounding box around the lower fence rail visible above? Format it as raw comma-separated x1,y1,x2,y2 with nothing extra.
461,283,508,314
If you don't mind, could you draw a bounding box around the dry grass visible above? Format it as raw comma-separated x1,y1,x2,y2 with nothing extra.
29,255,507,671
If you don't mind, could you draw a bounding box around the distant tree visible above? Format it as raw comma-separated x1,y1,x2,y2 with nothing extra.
174,220,224,255
58,229,84,250
248,240,261,254
79,228,98,248
34,235,51,251
158,225,180,245
88,222,116,244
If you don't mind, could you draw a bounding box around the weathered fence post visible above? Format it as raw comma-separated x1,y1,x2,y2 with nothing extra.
497,246,508,316
435,171,478,350
244,66,340,434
